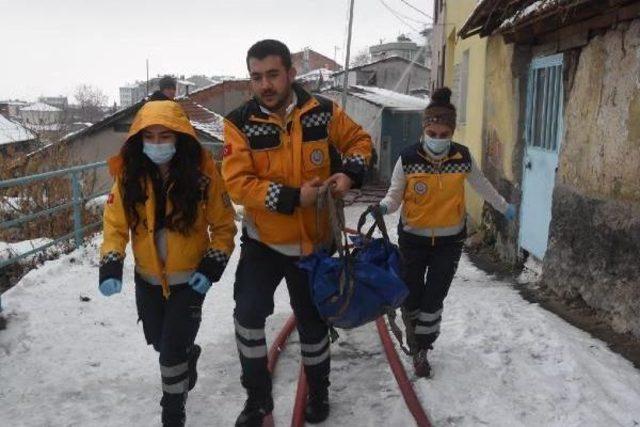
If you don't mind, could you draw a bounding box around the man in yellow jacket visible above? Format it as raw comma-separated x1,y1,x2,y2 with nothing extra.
99,101,236,426
222,40,372,426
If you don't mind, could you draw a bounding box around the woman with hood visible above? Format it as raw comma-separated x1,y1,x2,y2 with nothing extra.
98,100,237,426
372,88,516,378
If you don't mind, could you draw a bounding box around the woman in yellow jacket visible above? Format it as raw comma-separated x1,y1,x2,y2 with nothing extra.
374,88,516,378
99,101,236,426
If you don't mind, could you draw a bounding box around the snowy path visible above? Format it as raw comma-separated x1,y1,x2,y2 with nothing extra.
1,207,640,426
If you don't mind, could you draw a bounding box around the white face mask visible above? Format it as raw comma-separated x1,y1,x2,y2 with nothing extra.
422,135,451,156
143,142,176,164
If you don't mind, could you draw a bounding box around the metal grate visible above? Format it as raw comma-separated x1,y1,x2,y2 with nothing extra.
526,54,564,152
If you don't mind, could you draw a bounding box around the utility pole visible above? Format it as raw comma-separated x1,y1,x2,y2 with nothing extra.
341,0,355,108
146,59,149,96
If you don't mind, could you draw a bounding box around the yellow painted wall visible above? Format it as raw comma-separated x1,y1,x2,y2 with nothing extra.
483,36,519,183
443,0,488,227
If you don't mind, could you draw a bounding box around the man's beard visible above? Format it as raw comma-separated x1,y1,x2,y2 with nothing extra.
258,86,292,112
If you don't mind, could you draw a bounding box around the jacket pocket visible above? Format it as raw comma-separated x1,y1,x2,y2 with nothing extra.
245,124,283,179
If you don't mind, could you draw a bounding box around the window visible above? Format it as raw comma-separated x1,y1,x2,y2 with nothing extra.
527,57,563,151
402,115,410,141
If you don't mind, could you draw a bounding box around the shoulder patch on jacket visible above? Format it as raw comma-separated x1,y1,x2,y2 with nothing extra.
225,103,252,129
242,123,281,150
313,94,335,111
300,96,334,142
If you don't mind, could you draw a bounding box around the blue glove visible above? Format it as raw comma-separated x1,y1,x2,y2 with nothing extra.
504,204,517,222
99,278,122,297
188,272,212,295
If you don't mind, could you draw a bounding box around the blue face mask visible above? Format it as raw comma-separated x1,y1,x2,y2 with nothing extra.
423,135,451,156
143,142,176,164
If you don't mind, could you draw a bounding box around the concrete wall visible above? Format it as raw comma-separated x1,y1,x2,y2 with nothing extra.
355,61,429,93
323,91,383,180
542,20,640,336
20,109,63,125
292,50,341,73
66,120,131,193
190,80,252,116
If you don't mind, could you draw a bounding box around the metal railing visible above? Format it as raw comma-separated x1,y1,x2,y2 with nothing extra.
0,161,109,270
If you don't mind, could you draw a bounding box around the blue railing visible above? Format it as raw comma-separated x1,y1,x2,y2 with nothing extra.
0,160,108,270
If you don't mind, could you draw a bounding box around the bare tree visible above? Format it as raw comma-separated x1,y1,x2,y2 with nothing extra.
74,84,108,123
351,49,371,67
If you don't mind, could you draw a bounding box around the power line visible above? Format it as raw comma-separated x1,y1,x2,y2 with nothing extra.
398,0,433,21
385,0,429,25
381,0,429,26
378,0,423,32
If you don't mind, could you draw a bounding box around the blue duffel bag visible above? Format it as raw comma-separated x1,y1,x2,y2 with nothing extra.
298,201,409,330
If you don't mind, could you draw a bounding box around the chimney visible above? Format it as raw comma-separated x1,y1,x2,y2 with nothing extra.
303,47,310,74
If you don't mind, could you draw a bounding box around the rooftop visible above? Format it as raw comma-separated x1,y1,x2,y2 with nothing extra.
20,102,62,112
0,115,37,146
346,85,430,111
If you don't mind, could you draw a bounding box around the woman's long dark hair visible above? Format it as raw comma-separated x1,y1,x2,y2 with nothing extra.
120,132,203,234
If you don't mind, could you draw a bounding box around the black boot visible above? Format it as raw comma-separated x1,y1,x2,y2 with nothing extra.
235,392,273,427
305,387,329,424
161,393,186,427
413,348,431,378
188,344,201,391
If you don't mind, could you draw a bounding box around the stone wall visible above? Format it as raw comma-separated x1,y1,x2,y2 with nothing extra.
543,20,640,336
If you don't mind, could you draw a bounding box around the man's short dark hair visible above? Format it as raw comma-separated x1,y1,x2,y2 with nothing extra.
246,39,292,71
159,75,177,90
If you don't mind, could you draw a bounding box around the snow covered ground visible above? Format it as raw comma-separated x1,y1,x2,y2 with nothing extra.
0,238,53,258
1,206,640,426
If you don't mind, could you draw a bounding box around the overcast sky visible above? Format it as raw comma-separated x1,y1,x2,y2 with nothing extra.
1,0,433,105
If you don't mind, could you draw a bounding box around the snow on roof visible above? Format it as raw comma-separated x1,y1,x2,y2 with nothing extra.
61,127,86,141
178,99,224,141
0,100,29,106
297,68,334,82
333,55,428,76
178,78,250,99
498,0,559,31
20,102,62,112
348,85,430,111
0,115,36,145
24,123,63,132
192,120,224,141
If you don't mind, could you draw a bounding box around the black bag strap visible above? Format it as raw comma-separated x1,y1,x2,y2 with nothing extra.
316,186,345,257
357,205,391,243
386,309,412,356
315,186,353,296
